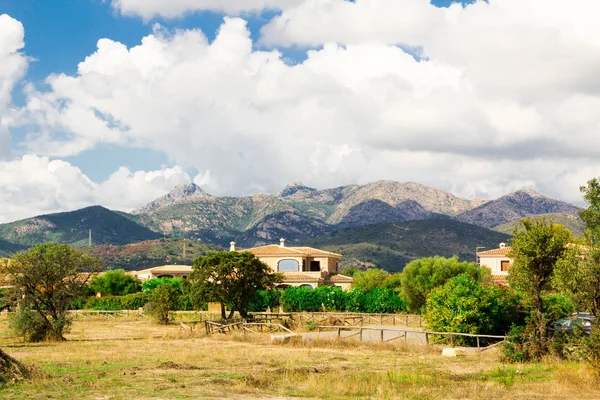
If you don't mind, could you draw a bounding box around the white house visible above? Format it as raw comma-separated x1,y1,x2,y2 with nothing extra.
477,243,512,283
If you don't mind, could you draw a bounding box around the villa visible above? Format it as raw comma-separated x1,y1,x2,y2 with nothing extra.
130,239,353,289
477,243,512,283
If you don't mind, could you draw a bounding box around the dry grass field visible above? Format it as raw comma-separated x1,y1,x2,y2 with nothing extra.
1,315,599,399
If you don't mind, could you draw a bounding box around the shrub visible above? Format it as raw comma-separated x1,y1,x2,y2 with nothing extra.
142,277,184,293
89,269,141,296
363,288,407,314
84,292,149,310
9,307,71,342
541,293,574,321
401,256,486,313
425,274,523,342
146,283,180,324
249,289,282,312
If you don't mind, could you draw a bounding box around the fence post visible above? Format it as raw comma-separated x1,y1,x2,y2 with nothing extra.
360,328,363,342
477,336,480,349
450,334,455,347
425,332,429,345
379,314,383,325
380,329,384,342
337,327,341,339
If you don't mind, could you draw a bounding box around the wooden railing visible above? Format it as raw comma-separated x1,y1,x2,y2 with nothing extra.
315,325,505,350
248,312,425,327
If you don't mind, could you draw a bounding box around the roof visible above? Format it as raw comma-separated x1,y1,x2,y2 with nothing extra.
244,244,342,258
325,274,353,283
478,247,511,256
491,274,509,283
132,265,193,275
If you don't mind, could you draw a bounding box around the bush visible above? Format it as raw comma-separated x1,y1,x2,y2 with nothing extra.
84,292,149,310
401,256,486,313
425,274,523,342
541,293,574,321
89,270,141,296
142,277,183,293
9,307,71,342
146,283,180,324
249,289,282,312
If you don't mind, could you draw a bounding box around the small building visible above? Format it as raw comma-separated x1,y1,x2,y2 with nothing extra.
477,242,512,284
239,239,353,290
131,265,192,282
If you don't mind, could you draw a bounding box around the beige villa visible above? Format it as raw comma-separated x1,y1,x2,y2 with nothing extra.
240,239,353,290
477,243,512,283
130,239,353,289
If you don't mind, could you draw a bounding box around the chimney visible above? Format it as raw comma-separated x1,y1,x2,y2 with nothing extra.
230,241,236,251
279,238,286,248
499,242,506,249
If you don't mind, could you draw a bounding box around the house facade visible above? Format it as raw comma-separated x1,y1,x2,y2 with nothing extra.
477,243,512,283
131,265,193,281
239,239,353,290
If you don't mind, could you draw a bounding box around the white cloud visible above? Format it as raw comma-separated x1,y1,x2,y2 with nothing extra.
0,14,28,159
0,155,193,223
111,0,302,19
7,6,600,212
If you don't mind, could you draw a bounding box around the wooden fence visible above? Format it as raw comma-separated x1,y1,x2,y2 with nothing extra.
315,325,505,350
249,312,424,327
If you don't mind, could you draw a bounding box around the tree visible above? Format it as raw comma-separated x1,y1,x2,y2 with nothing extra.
507,218,572,314
189,251,281,319
351,268,389,292
580,177,600,244
89,269,141,296
0,244,102,341
425,274,522,338
400,256,485,313
146,283,180,325
553,247,600,317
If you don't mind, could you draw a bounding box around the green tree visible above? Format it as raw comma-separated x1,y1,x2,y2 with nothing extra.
553,247,600,317
580,177,600,244
0,244,102,342
189,251,281,319
400,256,485,313
425,274,523,338
89,269,141,296
351,268,389,292
146,283,180,325
507,218,572,314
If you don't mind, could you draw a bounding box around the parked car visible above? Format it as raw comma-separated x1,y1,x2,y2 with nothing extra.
549,313,596,334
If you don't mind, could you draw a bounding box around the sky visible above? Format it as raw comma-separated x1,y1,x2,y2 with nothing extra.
0,0,599,223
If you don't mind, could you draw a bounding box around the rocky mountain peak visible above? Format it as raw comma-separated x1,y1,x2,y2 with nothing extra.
279,181,317,197
133,183,211,214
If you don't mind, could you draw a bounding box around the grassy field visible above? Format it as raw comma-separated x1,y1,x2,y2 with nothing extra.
1,316,599,399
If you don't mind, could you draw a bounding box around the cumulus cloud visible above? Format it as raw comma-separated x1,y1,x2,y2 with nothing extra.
6,3,600,214
0,155,193,223
0,14,28,159
111,0,302,19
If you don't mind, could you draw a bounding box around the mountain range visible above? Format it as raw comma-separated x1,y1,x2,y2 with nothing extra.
0,180,584,271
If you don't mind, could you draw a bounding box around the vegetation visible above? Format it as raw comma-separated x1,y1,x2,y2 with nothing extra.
400,256,487,313
189,251,281,319
350,268,401,293
1,317,599,398
146,284,181,324
85,239,222,271
425,274,523,338
304,219,512,272
0,206,160,248
0,243,102,342
494,212,585,237
89,269,141,296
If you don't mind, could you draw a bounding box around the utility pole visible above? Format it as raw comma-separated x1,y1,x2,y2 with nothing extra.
89,229,92,247
183,240,186,260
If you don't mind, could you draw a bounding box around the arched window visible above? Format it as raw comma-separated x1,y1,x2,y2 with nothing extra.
278,259,299,272
299,284,314,289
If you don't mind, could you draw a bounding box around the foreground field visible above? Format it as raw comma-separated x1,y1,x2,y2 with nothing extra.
0,316,599,399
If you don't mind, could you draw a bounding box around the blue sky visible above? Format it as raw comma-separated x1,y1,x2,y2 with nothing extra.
0,0,597,222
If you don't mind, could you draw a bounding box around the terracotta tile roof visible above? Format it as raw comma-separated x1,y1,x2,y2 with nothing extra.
244,244,341,258
478,247,511,256
491,274,509,282
325,274,353,282
132,265,192,276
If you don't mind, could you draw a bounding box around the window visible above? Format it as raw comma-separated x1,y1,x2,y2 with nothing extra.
278,259,299,272
501,260,510,272
309,261,321,272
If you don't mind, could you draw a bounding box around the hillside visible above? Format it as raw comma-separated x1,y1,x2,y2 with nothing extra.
493,212,585,237
456,190,580,229
0,206,161,248
0,239,25,257
303,220,512,272
83,239,222,271
132,181,482,243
